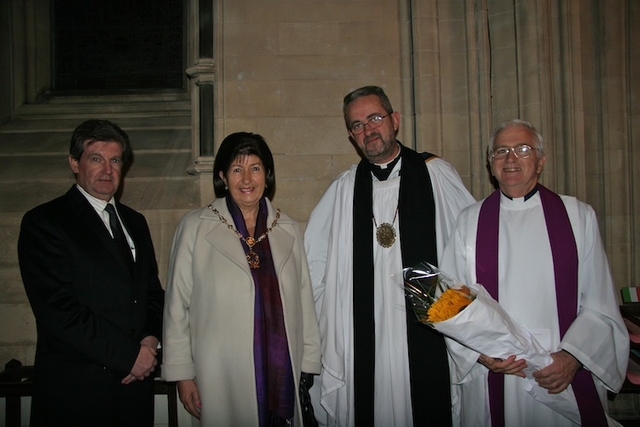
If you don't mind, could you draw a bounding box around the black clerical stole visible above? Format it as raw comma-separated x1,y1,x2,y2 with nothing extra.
353,144,452,427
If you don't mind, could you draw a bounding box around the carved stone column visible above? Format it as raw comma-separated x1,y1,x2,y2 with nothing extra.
186,59,216,174
186,0,216,174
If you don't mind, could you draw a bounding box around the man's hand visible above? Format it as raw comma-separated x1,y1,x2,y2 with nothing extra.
140,335,159,351
478,354,527,378
121,339,158,385
177,379,202,419
532,350,581,394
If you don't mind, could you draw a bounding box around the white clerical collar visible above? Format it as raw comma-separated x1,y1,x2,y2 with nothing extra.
373,145,401,169
501,186,539,202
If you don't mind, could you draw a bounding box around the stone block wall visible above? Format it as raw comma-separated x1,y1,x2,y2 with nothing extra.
0,5,638,423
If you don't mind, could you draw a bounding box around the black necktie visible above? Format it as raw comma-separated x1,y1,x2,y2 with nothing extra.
104,204,133,266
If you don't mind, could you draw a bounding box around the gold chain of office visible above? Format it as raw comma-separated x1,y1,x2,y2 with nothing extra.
209,205,280,269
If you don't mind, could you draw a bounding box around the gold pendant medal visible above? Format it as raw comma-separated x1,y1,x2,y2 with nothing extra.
246,250,260,269
243,236,260,268
372,206,399,248
376,223,396,248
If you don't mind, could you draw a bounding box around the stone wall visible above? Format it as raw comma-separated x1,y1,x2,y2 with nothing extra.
0,2,638,420
199,0,639,292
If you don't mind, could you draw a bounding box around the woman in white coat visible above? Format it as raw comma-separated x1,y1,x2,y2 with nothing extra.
161,132,322,426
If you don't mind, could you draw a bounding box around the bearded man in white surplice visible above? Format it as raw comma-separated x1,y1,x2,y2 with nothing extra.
305,86,475,427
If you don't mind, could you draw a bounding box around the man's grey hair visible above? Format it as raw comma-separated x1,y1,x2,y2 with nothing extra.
342,85,394,129
488,119,545,157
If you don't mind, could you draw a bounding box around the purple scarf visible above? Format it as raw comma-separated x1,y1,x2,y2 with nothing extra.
476,185,607,426
227,197,295,427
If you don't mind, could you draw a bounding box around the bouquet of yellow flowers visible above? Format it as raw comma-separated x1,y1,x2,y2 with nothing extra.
403,262,553,371
403,262,580,423
403,262,475,324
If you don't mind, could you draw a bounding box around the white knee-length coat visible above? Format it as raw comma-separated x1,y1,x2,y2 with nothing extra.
161,197,322,426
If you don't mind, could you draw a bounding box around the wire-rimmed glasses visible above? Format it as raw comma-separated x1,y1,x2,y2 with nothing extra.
490,144,540,160
349,114,390,134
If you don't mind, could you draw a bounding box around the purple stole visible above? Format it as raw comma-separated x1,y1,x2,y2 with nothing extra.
475,185,607,426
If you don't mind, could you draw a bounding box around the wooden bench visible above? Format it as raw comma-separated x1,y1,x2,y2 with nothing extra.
0,359,178,427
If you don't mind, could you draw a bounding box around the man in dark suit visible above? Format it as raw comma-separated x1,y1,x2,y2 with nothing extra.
18,119,164,426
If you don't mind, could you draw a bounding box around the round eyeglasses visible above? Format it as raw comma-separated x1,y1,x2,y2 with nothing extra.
349,114,390,135
491,144,540,160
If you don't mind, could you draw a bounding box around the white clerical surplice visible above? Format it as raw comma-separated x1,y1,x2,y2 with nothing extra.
440,192,628,427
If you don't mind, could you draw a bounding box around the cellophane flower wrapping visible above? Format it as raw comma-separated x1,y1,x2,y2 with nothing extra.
403,262,580,424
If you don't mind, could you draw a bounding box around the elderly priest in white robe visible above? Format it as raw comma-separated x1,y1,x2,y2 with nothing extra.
305,85,475,427
440,118,628,427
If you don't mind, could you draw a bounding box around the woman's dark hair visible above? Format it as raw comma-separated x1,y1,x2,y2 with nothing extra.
69,119,133,165
213,132,276,200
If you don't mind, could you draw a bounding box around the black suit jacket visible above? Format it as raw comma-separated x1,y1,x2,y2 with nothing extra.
18,185,164,427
